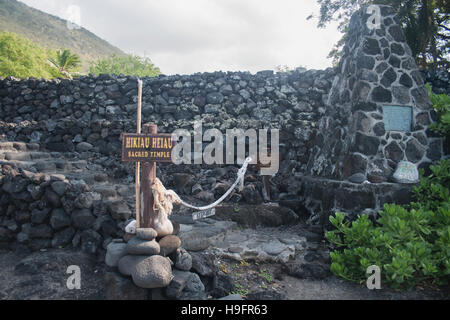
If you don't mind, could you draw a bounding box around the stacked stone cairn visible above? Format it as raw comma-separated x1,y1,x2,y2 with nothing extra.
105,225,208,300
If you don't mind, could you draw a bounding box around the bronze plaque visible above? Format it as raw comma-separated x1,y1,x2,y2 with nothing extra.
122,133,175,162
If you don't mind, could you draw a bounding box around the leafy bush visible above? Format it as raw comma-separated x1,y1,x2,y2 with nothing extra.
326,160,450,289
89,54,161,77
0,31,54,79
427,84,450,137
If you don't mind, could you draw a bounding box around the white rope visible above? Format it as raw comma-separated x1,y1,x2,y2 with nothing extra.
175,157,252,211
125,157,252,233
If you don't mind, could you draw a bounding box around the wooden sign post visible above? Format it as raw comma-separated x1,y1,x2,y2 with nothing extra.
122,125,176,229
135,79,142,228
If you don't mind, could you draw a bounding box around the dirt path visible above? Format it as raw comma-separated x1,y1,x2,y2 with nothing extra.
216,256,448,300
0,246,448,300
0,249,106,300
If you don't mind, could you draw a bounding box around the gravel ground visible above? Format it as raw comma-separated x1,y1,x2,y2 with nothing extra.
1,247,447,300
215,256,449,300
0,249,106,300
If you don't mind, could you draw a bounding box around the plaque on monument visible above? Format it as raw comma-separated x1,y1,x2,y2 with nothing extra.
382,105,413,132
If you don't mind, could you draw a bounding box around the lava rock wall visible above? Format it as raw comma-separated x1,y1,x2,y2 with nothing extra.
0,69,334,175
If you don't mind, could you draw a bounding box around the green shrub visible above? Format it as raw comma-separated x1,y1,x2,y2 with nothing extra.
427,84,450,137
89,54,161,77
0,31,55,79
326,160,450,289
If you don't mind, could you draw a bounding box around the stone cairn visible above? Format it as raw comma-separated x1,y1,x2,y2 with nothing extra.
105,225,208,300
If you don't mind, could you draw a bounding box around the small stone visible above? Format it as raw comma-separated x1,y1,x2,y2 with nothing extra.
74,193,94,209
76,142,93,152
72,209,95,230
212,271,234,298
45,189,61,208
206,92,224,104
126,237,160,255
131,255,173,289
50,181,69,196
371,86,392,103
392,86,410,104
159,235,181,256
393,161,419,184
175,248,192,271
179,231,210,252
406,139,425,163
107,201,131,220
348,173,366,184
136,228,157,240
373,122,386,136
50,209,71,230
363,38,381,55
190,252,215,276
105,242,127,267
166,269,192,298
385,141,404,162
262,241,287,256
31,208,50,224
228,247,243,253
399,74,413,88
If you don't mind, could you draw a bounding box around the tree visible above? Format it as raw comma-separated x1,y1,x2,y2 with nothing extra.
48,49,81,79
89,54,161,77
0,31,54,79
309,0,450,69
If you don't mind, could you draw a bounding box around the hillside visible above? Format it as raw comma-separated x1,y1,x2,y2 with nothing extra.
0,0,124,71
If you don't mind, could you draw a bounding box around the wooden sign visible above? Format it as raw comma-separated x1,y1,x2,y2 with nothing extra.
122,133,175,163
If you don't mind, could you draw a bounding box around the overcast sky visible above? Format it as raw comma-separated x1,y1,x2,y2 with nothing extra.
20,0,342,75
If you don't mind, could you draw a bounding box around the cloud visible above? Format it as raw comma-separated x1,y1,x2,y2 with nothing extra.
19,0,342,75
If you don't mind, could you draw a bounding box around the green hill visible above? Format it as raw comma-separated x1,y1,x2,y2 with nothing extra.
0,0,124,71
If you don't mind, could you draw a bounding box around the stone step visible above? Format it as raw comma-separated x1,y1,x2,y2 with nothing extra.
1,151,53,161
0,158,88,172
0,141,40,152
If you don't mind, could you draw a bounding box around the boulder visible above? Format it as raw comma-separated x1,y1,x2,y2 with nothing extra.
118,255,147,276
131,255,173,289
